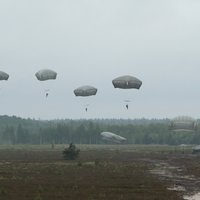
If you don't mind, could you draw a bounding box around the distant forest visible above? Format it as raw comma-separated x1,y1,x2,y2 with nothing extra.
0,115,200,145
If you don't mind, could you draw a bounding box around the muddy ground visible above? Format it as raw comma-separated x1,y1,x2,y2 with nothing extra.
0,145,199,200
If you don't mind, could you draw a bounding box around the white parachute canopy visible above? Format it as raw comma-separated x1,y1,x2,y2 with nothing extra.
35,69,57,81
169,116,198,132
100,131,127,143
112,75,142,89
74,85,97,97
0,71,9,80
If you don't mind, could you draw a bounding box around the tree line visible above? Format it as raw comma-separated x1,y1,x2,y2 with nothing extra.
0,115,200,145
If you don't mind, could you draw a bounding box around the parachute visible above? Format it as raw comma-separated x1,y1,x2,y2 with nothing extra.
74,85,97,111
169,116,198,132
112,75,142,109
35,69,57,97
100,132,127,143
0,71,9,80
112,75,142,89
35,69,57,81
74,85,97,97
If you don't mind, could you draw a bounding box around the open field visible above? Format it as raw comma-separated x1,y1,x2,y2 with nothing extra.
0,144,199,200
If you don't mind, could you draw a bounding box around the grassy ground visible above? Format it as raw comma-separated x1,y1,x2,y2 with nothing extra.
0,144,192,200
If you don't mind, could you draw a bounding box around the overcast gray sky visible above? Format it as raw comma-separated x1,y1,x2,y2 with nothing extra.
0,0,200,119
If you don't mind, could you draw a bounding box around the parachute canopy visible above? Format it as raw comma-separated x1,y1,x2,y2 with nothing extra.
192,145,200,154
0,71,9,80
169,116,197,132
100,132,127,143
74,85,97,97
35,69,57,81
112,75,142,89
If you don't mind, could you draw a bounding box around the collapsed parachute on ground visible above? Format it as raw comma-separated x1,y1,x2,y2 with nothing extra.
112,75,142,89
192,145,200,154
169,116,198,132
0,71,9,80
35,69,57,81
100,131,127,143
74,85,97,97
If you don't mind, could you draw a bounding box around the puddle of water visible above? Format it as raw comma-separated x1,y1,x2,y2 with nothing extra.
150,161,200,200
150,163,196,181
184,192,200,200
168,185,186,192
